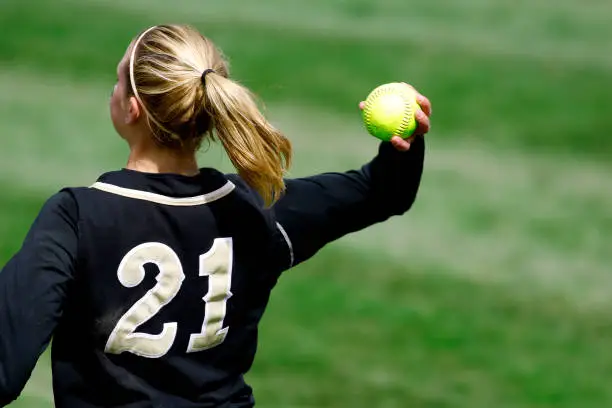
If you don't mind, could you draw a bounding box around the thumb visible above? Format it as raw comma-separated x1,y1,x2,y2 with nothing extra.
359,101,365,110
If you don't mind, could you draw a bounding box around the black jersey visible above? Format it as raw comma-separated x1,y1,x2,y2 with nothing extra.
0,139,425,407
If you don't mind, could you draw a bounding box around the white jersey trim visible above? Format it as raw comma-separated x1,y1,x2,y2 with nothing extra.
90,181,235,206
275,222,294,268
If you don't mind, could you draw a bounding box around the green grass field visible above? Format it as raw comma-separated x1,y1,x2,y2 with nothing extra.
1,0,611,406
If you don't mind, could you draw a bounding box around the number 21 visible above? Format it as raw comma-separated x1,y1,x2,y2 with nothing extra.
105,238,233,358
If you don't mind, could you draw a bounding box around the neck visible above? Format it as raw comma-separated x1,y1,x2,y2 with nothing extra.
125,143,199,176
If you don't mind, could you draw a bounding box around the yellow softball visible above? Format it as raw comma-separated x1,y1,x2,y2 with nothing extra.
362,83,420,142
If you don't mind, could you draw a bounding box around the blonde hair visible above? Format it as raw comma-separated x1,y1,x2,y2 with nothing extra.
127,24,292,206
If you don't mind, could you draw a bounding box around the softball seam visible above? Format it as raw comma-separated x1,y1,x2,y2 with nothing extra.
363,84,417,138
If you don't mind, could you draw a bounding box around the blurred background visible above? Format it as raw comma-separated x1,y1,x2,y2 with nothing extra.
1,0,611,406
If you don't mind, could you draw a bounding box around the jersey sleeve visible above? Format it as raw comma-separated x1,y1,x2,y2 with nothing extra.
0,190,79,406
272,137,425,268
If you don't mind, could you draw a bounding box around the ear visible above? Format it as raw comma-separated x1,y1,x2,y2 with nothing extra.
125,96,141,124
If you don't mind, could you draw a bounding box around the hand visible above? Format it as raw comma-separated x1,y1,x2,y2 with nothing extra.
359,83,432,152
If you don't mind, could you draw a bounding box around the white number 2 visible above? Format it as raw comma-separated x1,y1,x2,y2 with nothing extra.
105,238,233,358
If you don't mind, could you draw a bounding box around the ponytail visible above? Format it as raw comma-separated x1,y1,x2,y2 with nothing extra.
203,73,292,207
125,24,292,206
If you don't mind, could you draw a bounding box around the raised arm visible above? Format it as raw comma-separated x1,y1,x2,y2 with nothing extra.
273,137,425,267
273,84,431,268
0,190,78,406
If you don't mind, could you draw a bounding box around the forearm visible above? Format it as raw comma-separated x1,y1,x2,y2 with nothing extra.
364,136,425,217
273,138,425,266
319,136,426,238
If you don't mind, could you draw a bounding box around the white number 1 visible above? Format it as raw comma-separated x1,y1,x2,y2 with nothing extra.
105,238,233,358
188,239,233,352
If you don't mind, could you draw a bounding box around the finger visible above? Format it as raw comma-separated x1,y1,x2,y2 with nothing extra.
416,94,432,117
390,135,412,152
359,101,365,110
414,109,430,135
401,82,432,117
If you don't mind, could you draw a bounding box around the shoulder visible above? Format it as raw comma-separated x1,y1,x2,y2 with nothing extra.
225,173,265,207
23,188,84,240
40,188,81,220
38,183,117,231
19,189,82,258
224,173,294,271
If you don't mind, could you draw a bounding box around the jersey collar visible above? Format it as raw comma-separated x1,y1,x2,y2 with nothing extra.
92,168,234,202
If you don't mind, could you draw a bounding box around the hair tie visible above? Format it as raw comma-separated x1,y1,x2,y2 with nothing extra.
201,69,215,84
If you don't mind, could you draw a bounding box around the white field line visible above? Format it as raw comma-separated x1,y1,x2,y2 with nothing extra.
58,0,612,70
0,70,610,310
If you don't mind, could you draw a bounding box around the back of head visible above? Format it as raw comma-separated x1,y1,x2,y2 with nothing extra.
128,24,292,206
